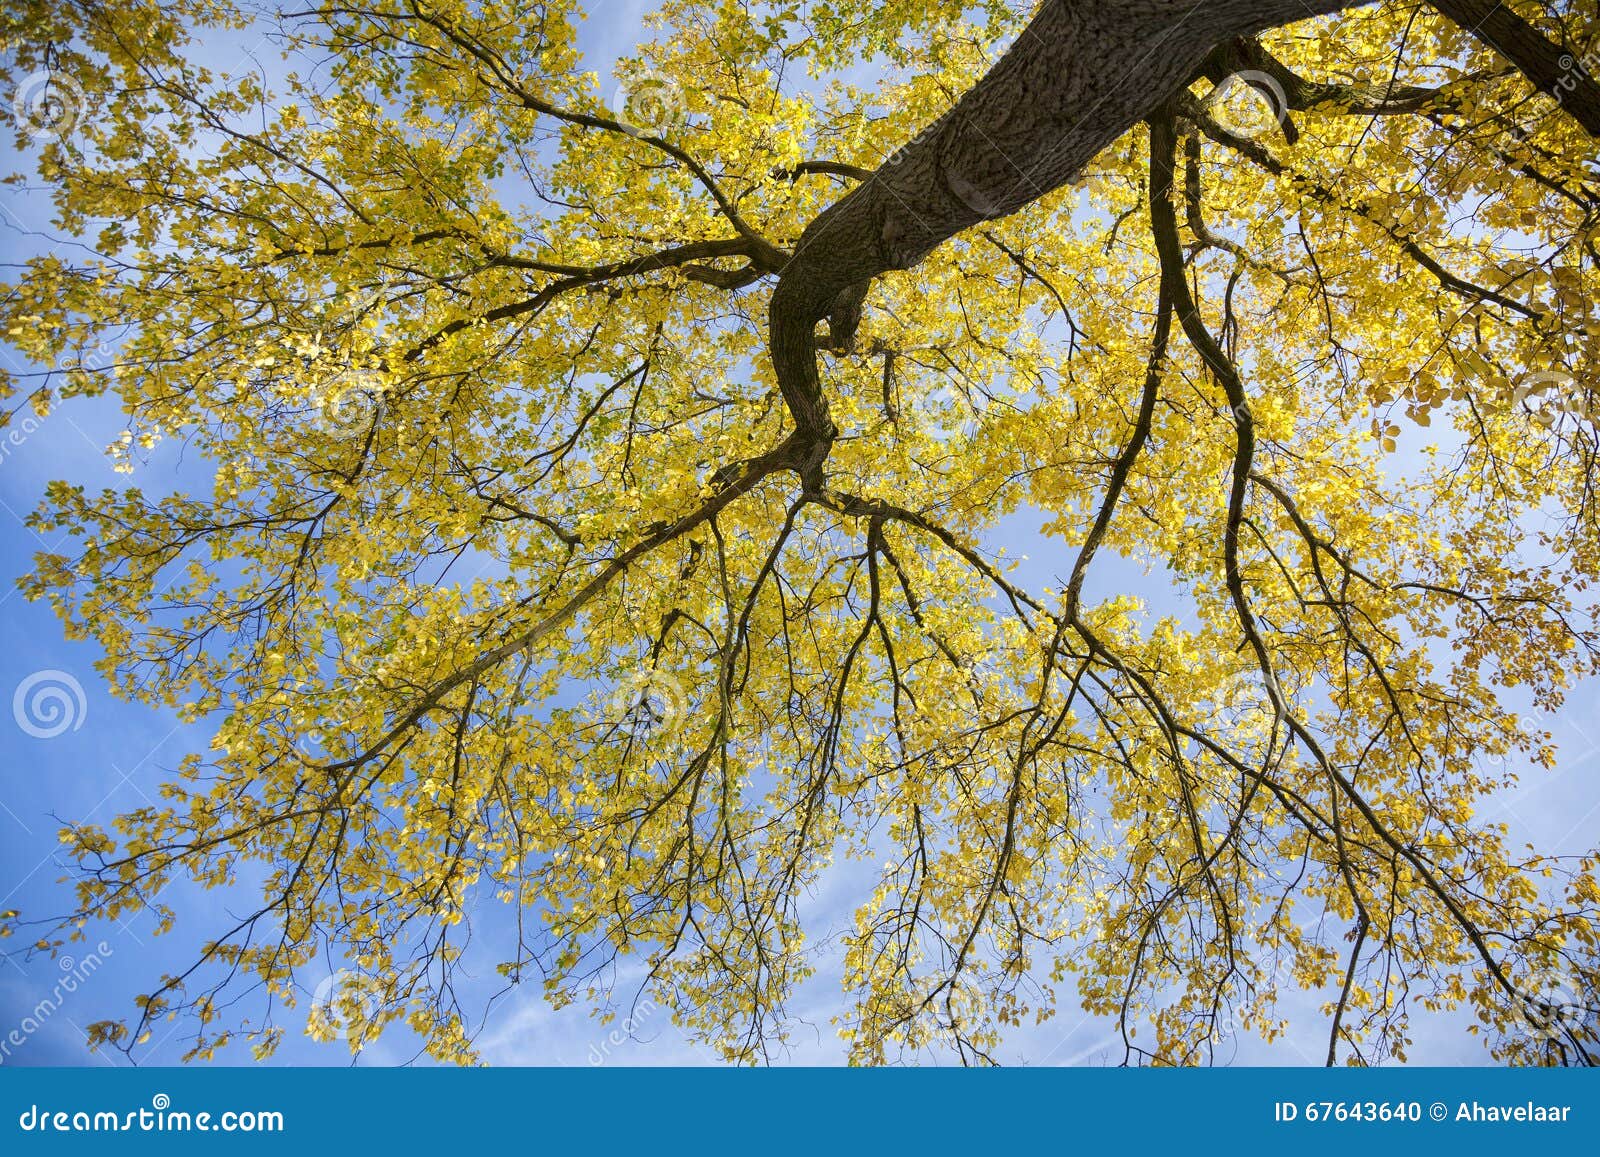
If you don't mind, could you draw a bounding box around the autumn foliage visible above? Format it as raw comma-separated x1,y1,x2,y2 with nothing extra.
1,0,1598,1065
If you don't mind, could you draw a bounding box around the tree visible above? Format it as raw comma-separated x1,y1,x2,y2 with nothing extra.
1,0,1598,1066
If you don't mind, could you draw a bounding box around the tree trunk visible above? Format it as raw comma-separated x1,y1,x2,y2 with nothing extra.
766,0,1595,466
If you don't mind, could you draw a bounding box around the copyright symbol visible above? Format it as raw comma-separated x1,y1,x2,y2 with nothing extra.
1429,1102,1448,1121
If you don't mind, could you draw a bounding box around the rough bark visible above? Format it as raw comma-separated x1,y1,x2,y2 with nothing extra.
767,0,1600,484
1431,0,1600,137
767,0,1365,478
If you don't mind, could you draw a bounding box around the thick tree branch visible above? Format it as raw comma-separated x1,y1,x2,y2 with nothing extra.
1200,35,1466,127
767,0,1366,474
1148,106,1522,1021
1182,91,1545,321
1430,0,1600,136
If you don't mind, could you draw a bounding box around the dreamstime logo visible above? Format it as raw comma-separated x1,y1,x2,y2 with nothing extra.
1,340,118,470
603,668,687,741
954,648,999,690
1205,70,1289,140
910,973,986,1040
1552,51,1599,108
307,969,384,1044
12,669,87,739
945,169,1003,220
0,941,113,1065
949,645,1021,708
1480,689,1597,771
1507,369,1593,427
311,369,385,440
1065,166,1116,205
586,995,662,1065
10,70,86,143
15,1091,283,1132
1214,665,1273,722
920,380,976,446
0,413,44,470
883,121,937,169
612,70,685,137
1512,968,1594,1042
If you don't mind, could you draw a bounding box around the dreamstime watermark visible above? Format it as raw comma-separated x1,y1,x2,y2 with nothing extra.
1506,369,1593,427
1204,919,1336,1050
0,942,113,1065
602,667,687,742
586,995,662,1064
920,379,977,445
296,282,392,441
0,340,120,470
1214,663,1276,724
881,34,1005,181
1458,349,1593,429
310,367,386,440
1512,967,1596,1043
306,968,385,1044
1205,70,1289,140
9,69,86,143
0,414,45,470
1065,164,1120,206
1552,49,1600,109
948,642,1017,705
11,669,87,739
879,124,1005,219
1481,686,1597,771
910,972,986,1040
16,1093,283,1133
612,69,685,137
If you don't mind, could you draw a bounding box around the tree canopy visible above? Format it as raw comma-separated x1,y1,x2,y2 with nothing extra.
2,0,1599,1065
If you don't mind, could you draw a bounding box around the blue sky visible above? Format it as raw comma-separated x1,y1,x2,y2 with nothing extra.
2,2,1598,1069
